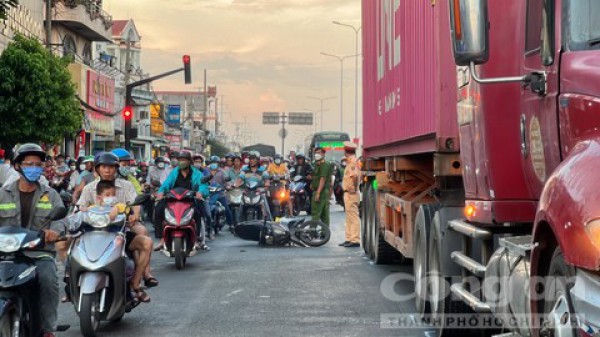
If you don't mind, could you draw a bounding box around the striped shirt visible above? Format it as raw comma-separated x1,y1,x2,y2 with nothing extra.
77,178,137,207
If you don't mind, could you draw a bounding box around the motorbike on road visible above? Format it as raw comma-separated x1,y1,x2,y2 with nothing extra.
208,185,226,235
226,185,243,231
157,188,201,270
241,178,266,221
65,194,149,337
235,217,330,247
0,207,68,337
267,175,290,219
289,175,311,216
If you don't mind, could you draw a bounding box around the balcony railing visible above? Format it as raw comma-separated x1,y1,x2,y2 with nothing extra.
60,0,112,29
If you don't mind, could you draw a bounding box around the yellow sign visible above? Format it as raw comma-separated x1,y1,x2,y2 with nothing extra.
150,104,164,136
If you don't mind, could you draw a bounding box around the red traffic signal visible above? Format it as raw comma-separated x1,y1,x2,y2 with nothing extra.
122,105,133,122
183,55,192,84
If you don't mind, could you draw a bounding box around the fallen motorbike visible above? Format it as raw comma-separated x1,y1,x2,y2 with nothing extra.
267,175,289,219
289,175,310,216
0,207,68,337
235,217,330,247
241,178,265,221
65,194,149,337
157,187,200,270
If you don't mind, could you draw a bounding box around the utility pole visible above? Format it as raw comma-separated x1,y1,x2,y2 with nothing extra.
203,69,208,134
280,113,287,155
45,0,52,51
123,36,132,150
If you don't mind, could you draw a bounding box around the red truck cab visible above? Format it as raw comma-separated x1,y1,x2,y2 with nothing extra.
451,0,600,335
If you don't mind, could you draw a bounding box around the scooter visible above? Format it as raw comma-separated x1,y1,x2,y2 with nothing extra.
289,175,310,216
208,186,226,235
66,194,149,337
235,217,331,247
241,179,265,221
267,175,289,219
226,185,243,230
0,208,69,337
157,187,200,270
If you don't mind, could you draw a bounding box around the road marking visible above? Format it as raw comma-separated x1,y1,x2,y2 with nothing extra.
226,289,243,297
259,295,270,298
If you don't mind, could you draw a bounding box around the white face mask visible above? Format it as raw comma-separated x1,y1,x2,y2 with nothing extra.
70,165,76,171
314,154,323,161
274,159,281,165
157,162,165,169
102,196,117,207
79,164,86,171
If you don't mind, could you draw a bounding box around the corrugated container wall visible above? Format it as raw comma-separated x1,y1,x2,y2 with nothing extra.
362,0,458,158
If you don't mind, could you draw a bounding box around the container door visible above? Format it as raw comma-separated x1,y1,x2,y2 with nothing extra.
520,0,561,197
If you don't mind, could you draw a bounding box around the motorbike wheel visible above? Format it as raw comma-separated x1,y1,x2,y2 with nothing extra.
80,292,101,337
297,220,331,247
0,312,12,337
292,198,300,216
174,237,186,270
154,221,163,239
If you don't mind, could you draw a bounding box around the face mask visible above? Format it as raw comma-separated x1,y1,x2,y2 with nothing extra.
275,159,281,165
79,164,86,171
244,158,249,164
171,160,179,167
209,163,219,171
70,165,76,171
194,163,203,169
102,196,117,207
341,162,347,167
314,154,323,161
130,166,137,173
179,162,190,170
157,162,165,169
22,166,44,183
118,166,130,177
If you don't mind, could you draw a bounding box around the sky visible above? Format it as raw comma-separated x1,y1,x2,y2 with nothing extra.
105,0,362,154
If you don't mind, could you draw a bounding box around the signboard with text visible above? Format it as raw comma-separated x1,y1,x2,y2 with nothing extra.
87,70,115,114
167,105,181,124
289,112,313,125
262,112,280,125
150,104,165,136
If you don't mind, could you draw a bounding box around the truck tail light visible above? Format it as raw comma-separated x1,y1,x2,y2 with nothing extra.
464,205,476,219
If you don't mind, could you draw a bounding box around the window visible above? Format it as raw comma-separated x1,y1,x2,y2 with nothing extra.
82,43,92,65
567,0,600,51
525,0,544,54
63,35,77,59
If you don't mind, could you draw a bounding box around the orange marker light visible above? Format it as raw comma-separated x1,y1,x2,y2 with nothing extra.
464,205,476,219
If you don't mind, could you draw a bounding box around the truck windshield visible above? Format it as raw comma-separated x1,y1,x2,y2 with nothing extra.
568,0,600,50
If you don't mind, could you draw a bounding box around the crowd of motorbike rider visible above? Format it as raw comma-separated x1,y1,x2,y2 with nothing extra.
0,142,344,336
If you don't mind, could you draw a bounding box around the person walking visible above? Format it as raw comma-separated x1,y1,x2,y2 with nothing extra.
339,142,361,247
310,147,333,226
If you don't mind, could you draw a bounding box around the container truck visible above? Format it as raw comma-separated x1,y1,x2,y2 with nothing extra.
360,1,600,336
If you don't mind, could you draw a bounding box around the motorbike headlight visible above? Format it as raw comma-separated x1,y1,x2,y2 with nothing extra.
181,208,194,225
244,196,252,204
252,195,261,204
0,234,24,253
299,189,305,194
165,209,177,225
85,212,111,228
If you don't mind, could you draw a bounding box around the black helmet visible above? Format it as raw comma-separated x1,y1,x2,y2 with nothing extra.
296,153,305,160
177,151,193,161
14,143,46,164
248,151,260,159
232,153,242,160
225,153,234,159
94,152,120,168
155,156,169,164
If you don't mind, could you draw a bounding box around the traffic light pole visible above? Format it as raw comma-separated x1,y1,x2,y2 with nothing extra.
124,67,185,150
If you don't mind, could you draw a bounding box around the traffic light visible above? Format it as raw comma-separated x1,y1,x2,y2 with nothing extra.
183,55,192,84
122,105,133,122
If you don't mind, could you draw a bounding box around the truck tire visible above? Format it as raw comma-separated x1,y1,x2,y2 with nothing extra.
413,204,438,317
369,188,400,264
360,185,371,255
542,247,577,337
429,210,471,337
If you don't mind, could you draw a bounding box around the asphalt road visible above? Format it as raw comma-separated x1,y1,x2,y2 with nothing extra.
57,205,433,337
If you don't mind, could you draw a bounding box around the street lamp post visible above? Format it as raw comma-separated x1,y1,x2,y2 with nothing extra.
332,21,362,140
321,52,359,132
306,96,336,132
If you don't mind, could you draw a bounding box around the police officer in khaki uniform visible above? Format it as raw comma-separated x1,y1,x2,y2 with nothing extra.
0,143,65,337
339,141,361,247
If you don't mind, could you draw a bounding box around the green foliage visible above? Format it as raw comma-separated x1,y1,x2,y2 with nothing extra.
0,0,18,20
207,139,230,157
0,34,82,146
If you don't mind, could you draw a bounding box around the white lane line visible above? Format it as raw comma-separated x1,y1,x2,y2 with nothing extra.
226,289,243,297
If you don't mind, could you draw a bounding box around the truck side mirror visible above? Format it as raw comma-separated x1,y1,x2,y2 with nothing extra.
449,0,490,66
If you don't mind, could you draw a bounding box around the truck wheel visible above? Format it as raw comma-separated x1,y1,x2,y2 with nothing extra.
369,188,399,264
360,185,371,255
542,247,577,337
413,204,437,316
429,211,470,337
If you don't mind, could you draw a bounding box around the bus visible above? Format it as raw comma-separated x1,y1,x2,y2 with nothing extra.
304,131,350,163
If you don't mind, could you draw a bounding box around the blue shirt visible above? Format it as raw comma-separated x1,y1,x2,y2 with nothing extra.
158,167,209,197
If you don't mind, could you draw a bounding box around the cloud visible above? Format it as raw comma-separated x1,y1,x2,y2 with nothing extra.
105,0,362,150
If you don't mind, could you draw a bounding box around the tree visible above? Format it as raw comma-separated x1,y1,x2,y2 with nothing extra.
207,139,230,157
0,0,18,20
0,34,82,148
